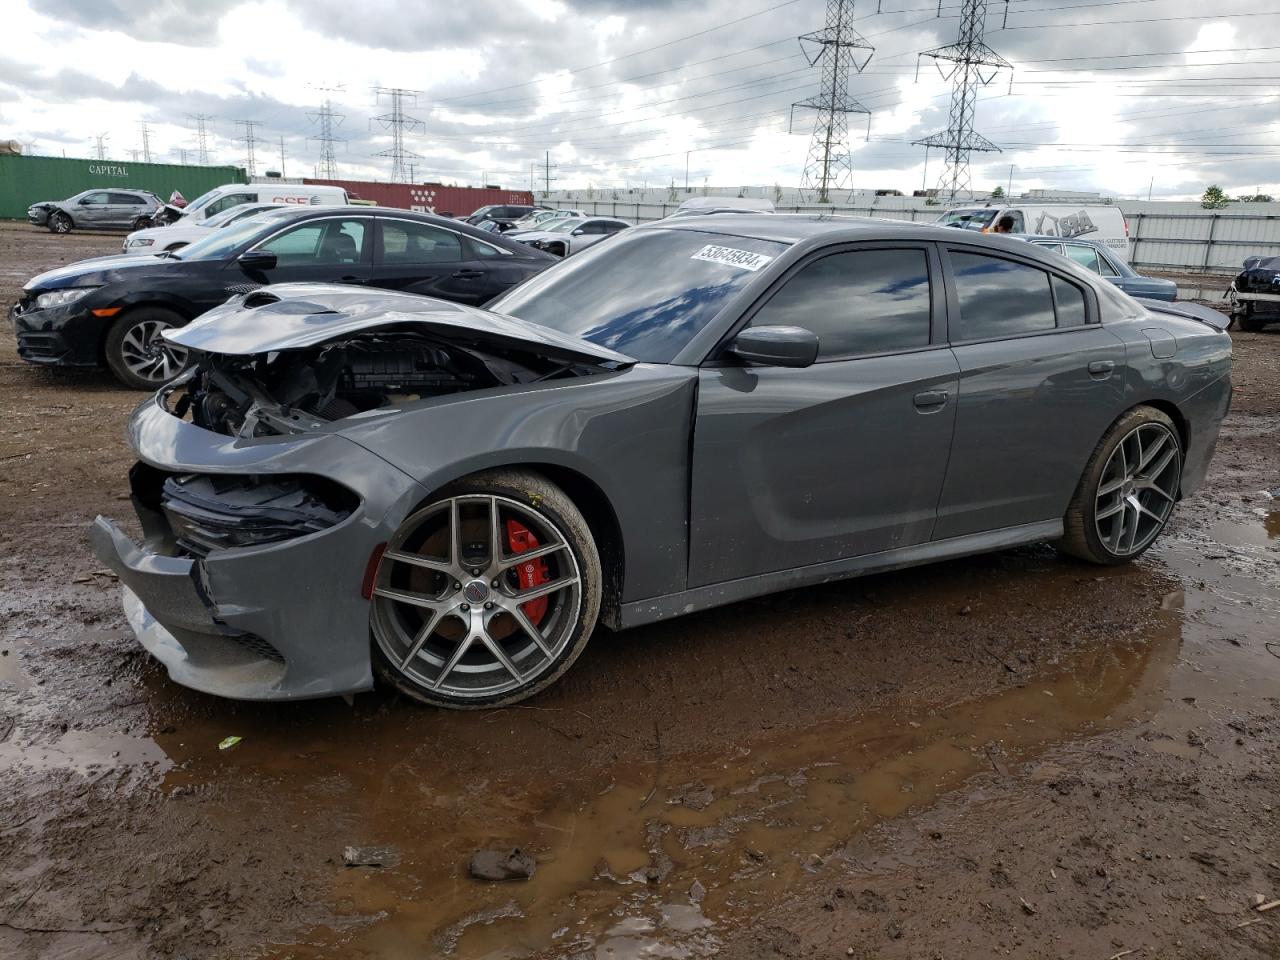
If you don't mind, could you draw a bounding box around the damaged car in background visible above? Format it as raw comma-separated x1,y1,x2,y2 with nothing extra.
1228,255,1280,332
92,216,1232,709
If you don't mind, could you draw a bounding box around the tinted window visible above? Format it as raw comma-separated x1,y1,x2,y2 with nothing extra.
381,220,462,264
469,237,506,258
1064,244,1100,273
489,229,788,363
205,192,256,216
81,192,109,205
750,249,932,359
259,218,366,264
950,251,1057,340
109,192,143,205
1052,276,1087,327
580,221,606,235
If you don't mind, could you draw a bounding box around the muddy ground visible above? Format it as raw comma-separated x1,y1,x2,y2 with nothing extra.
0,222,1276,959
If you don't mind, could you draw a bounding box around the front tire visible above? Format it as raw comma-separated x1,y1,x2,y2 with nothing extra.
133,216,152,231
103,308,190,390
48,212,72,234
1059,406,1182,564
372,470,602,708
1237,311,1268,332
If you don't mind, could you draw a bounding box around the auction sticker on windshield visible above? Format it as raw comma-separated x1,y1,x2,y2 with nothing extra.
691,244,774,271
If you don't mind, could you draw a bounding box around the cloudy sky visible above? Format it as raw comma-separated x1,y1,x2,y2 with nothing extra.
2,0,1277,199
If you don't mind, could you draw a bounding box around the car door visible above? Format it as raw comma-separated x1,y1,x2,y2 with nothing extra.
238,216,373,286
373,217,490,304
687,243,959,587
107,192,143,229
76,191,111,227
932,245,1128,540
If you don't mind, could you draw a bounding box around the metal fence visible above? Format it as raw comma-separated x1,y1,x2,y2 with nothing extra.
550,199,1280,274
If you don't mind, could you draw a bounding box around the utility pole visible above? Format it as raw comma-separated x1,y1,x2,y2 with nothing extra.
92,133,109,160
685,151,690,192
308,86,346,180
1007,164,1013,197
530,162,536,193
138,121,153,163
173,147,190,165
279,135,287,178
235,120,264,177
371,87,424,183
128,148,141,161
543,150,557,195
911,0,1011,202
186,114,214,165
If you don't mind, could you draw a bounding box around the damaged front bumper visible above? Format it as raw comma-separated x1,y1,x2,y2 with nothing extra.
90,392,427,700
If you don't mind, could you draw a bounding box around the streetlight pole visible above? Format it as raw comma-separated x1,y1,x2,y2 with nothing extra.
685,151,690,192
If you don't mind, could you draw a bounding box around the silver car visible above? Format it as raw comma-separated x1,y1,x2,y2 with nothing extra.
28,189,162,234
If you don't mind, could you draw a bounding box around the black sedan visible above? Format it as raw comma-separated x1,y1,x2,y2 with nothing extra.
11,206,556,389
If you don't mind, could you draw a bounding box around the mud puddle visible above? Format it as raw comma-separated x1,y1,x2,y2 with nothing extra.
190,617,1180,959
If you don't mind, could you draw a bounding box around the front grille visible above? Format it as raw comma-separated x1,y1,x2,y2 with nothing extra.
227,633,285,664
16,331,69,361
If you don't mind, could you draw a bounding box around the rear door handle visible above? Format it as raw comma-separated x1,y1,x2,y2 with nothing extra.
452,269,485,279
1088,360,1116,379
913,389,949,411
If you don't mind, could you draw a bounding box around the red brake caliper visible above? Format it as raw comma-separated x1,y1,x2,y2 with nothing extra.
505,518,549,625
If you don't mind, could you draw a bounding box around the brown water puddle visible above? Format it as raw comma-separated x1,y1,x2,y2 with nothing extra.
242,618,1181,960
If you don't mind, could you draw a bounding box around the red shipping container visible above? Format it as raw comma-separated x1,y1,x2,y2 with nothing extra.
303,178,534,218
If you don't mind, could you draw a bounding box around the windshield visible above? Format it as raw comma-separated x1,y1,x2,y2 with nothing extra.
489,228,788,363
172,210,295,261
936,208,997,230
203,204,271,228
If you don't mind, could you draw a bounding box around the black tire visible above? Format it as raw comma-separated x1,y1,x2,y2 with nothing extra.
1058,406,1182,565
1237,312,1267,332
133,216,152,231
103,307,190,390
48,211,72,234
372,469,602,709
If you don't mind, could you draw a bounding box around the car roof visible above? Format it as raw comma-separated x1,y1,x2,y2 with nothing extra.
636,213,949,245
1018,234,1108,250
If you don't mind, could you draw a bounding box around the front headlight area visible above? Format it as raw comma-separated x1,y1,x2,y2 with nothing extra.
34,287,99,310
129,462,359,558
126,238,155,248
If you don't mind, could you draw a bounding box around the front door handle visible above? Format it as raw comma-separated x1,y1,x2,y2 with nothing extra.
1088,360,1116,379
452,269,485,279
913,389,949,411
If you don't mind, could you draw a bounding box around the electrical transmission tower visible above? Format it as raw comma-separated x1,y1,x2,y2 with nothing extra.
790,0,875,204
138,121,153,163
911,0,1011,202
187,114,215,165
542,151,557,196
91,133,109,160
173,147,190,165
307,88,346,180
371,87,424,182
235,119,264,176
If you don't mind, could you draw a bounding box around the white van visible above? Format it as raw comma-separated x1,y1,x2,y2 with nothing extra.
175,183,349,223
936,204,1130,261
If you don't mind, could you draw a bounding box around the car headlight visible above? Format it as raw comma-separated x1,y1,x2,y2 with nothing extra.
35,287,98,310
127,238,155,247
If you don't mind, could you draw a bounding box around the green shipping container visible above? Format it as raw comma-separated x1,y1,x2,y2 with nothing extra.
0,154,247,220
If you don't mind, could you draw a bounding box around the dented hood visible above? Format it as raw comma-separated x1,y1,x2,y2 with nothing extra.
164,283,634,366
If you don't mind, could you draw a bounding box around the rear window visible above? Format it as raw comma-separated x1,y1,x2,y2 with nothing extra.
490,229,788,363
949,251,1056,340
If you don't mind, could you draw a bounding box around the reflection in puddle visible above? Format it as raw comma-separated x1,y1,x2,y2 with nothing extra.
251,621,1180,960
1266,505,1280,540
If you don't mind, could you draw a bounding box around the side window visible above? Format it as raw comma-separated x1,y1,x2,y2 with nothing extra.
1005,211,1025,232
468,237,506,258
81,192,109,205
1095,251,1119,277
579,221,606,235
381,220,463,264
1064,244,1100,274
1051,276,1087,327
205,193,256,217
602,221,627,234
949,251,1057,340
750,248,932,359
260,219,366,263
1033,241,1064,256
109,192,142,205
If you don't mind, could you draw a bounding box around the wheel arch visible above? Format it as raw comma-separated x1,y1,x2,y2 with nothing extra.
407,461,626,629
1130,398,1190,497
96,299,196,363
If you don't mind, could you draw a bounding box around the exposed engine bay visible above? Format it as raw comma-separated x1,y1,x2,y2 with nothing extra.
172,330,604,438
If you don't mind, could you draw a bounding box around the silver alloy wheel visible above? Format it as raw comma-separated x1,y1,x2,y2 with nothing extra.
1093,422,1180,557
371,494,583,700
51,213,70,233
119,319,188,384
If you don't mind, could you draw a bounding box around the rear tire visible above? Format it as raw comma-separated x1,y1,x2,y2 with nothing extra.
48,212,72,234
372,470,601,709
103,307,190,390
1058,406,1182,565
1237,311,1267,332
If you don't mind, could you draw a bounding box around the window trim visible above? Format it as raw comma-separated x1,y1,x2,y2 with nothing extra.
244,214,374,265
375,214,512,262
939,243,1100,346
706,240,946,366
1062,242,1101,274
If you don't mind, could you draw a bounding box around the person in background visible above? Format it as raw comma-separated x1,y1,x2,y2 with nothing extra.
991,214,1016,234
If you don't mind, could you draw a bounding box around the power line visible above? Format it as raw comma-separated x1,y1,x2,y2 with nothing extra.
912,0,1011,201
791,0,875,203
235,119,264,176
371,87,424,183
308,86,346,180
186,114,214,165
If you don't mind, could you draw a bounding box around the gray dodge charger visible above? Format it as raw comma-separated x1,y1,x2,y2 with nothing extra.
91,216,1232,708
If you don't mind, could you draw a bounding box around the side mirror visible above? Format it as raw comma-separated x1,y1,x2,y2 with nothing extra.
726,326,818,368
79,197,93,205
237,249,277,271
571,228,586,236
